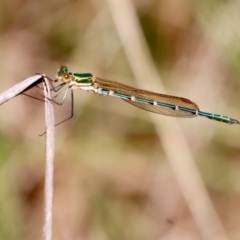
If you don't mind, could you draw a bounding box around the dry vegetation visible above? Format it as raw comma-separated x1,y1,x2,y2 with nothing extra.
0,0,240,239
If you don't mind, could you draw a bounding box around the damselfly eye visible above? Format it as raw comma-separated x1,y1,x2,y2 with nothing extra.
60,73,72,83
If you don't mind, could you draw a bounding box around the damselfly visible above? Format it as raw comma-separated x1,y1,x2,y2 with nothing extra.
52,65,239,126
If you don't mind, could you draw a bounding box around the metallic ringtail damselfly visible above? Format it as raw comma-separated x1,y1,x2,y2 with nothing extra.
52,66,239,125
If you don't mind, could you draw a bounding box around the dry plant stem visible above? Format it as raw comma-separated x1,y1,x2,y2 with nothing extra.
106,1,229,240
43,79,55,240
0,74,44,105
0,74,55,240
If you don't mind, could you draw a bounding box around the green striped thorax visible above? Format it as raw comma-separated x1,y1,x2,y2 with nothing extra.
57,66,94,88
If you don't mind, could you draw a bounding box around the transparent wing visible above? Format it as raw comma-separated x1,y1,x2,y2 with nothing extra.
96,78,199,117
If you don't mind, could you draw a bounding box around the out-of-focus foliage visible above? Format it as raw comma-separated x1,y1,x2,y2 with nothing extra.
0,0,240,240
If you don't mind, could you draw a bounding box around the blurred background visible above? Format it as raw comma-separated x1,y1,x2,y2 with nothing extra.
1,0,240,239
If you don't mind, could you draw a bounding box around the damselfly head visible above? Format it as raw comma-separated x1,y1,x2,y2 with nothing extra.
56,65,72,83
